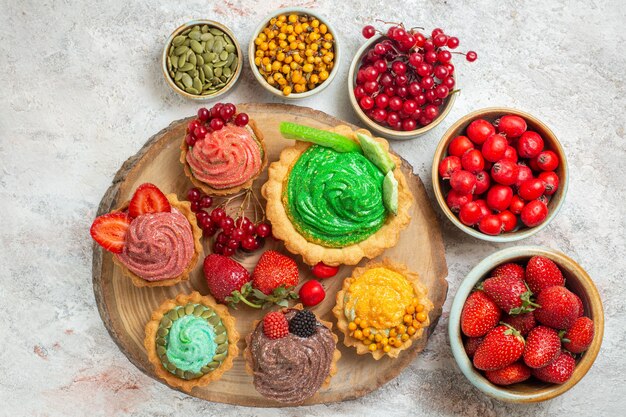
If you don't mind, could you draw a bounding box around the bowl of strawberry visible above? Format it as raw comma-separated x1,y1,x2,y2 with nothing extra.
449,246,603,402
349,23,478,139
432,108,568,241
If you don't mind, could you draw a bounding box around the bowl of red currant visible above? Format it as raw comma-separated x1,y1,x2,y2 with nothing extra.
432,108,568,242
349,23,477,139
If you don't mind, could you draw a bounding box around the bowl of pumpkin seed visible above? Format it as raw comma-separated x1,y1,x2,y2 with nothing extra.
163,20,242,100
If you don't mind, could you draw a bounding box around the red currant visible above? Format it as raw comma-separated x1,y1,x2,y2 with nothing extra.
362,25,376,39
187,188,202,202
466,51,478,62
199,195,213,208
256,223,272,238
234,113,249,126
197,107,210,121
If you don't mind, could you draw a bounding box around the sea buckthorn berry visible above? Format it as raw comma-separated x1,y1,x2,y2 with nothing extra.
394,339,403,348
348,322,357,331
389,329,397,337
362,338,370,345
416,303,424,312
353,329,363,339
374,334,382,342
389,337,397,346
401,334,409,342
404,314,413,324
408,326,417,335
359,319,368,329
383,345,391,353
368,334,375,341
412,320,420,329
381,337,389,345
406,305,416,315
416,312,428,322
362,328,371,337
354,317,361,325
397,324,407,334
412,298,420,307
369,343,377,351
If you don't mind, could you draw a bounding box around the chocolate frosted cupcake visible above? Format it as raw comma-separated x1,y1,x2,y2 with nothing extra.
244,305,340,404
144,292,239,392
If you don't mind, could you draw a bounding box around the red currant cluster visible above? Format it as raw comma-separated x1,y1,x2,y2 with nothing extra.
438,115,561,236
187,187,272,256
185,102,250,147
356,23,477,131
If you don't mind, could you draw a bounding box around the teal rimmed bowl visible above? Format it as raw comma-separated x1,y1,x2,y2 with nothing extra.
448,246,604,402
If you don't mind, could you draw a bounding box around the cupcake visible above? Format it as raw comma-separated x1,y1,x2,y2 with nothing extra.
244,306,341,404
90,183,203,287
144,291,239,392
262,124,413,266
180,103,267,196
333,259,433,359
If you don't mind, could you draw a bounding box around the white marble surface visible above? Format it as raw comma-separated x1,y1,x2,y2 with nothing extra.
1,0,625,415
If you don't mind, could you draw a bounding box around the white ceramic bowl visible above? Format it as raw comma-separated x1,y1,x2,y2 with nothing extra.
247,7,340,99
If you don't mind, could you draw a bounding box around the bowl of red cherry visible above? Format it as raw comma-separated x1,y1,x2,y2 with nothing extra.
349,23,478,139
432,108,568,241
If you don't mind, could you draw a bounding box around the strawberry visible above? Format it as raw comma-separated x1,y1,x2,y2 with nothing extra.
90,212,131,253
562,316,594,353
523,326,561,368
482,275,538,315
461,291,501,338
253,250,299,294
525,255,565,294
573,293,584,318
535,286,579,329
262,311,289,339
485,361,531,386
502,311,537,337
128,183,171,218
492,262,525,282
532,350,576,384
203,254,251,304
464,337,484,358
473,324,525,371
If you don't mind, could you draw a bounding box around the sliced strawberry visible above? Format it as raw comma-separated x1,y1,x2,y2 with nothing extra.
90,212,131,253
128,183,171,218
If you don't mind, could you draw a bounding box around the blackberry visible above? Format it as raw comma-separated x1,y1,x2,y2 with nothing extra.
289,310,317,338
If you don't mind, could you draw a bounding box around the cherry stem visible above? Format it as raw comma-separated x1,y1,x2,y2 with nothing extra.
375,19,404,28
409,26,424,31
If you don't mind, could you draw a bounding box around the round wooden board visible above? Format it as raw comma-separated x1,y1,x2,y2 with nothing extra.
92,103,448,407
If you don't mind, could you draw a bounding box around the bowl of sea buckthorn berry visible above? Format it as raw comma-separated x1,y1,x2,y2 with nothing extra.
248,8,339,98
349,22,478,139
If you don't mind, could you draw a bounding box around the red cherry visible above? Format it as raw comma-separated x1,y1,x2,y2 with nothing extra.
474,171,491,195
448,136,474,158
466,119,496,145
521,200,549,227
486,185,513,212
535,150,560,171
491,159,520,186
402,118,417,131
311,262,339,279
359,96,374,110
539,171,560,195
509,195,526,215
478,214,503,235
438,156,462,179
234,113,249,126
517,131,544,158
498,210,517,232
450,170,477,194
299,280,326,307
446,189,473,213
482,134,508,162
497,115,527,137
256,223,272,238
459,201,484,226
518,178,547,201
187,188,202,202
461,149,485,174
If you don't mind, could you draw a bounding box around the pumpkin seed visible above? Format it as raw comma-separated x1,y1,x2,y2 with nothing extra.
172,35,187,46
223,34,232,45
174,45,189,56
201,90,215,95
196,54,204,66
185,86,200,94
222,67,231,77
200,33,213,41
205,39,214,52
169,45,174,55
192,76,202,91
214,82,226,88
188,52,197,66
181,73,193,87
214,333,227,344
219,75,227,82
224,43,235,53
203,65,214,79
181,28,191,35
209,28,224,36
225,52,235,66
202,52,211,62
201,25,209,33
214,60,227,68
174,71,183,81
199,68,205,83
177,54,186,68
229,56,238,71
219,50,228,61
188,30,201,41
166,55,172,71
212,77,221,85
202,83,214,91
179,62,194,72
183,38,190,46
156,345,167,356
191,69,199,78
213,39,224,54
214,67,223,77
175,80,185,90
190,39,203,54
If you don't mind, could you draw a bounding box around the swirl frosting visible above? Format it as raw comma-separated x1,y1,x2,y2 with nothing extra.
186,124,264,189
165,315,216,374
115,209,194,281
249,309,335,404
284,145,387,248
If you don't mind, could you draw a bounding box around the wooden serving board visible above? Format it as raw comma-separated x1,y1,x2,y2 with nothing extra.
92,103,448,407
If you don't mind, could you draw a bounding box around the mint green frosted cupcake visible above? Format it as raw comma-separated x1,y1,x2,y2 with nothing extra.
144,291,239,392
